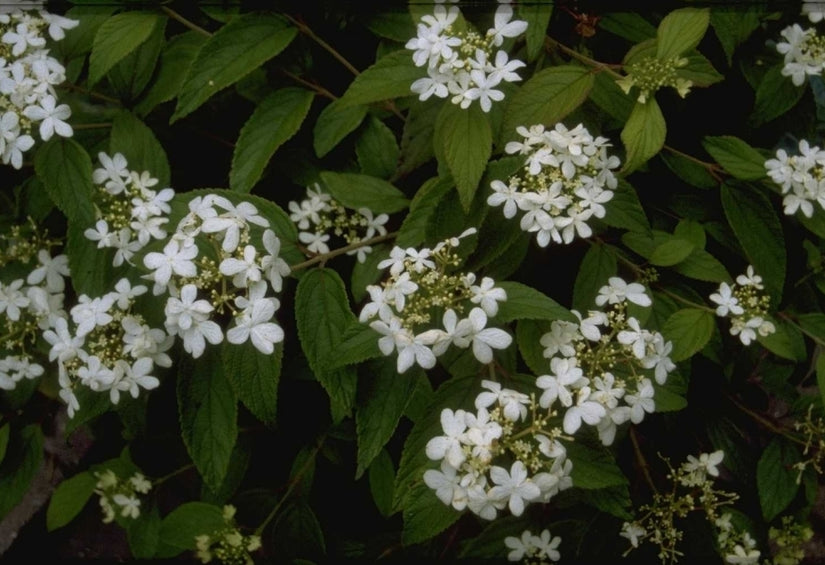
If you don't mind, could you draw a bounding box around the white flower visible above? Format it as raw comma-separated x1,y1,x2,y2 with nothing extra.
144,238,199,290
120,357,160,399
683,450,724,477
488,5,528,47
227,297,284,354
26,249,69,292
112,493,141,519
22,94,72,141
426,408,468,469
260,229,290,292
620,522,646,548
70,294,115,337
219,245,262,288
465,307,512,364
469,276,507,316
0,279,29,320
487,461,541,516
474,380,529,422
710,282,744,317
423,461,468,510
536,357,584,408
596,277,651,307
164,284,223,358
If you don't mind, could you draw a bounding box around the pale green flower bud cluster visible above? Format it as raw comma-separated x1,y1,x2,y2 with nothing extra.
776,23,825,86
616,56,692,104
620,450,755,564
84,152,175,267
538,277,675,445
405,3,527,112
769,516,814,565
424,379,573,521
194,505,261,565
360,229,512,373
489,123,620,247
792,404,825,482
0,8,77,168
709,266,775,346
93,469,152,523
765,139,825,219
504,529,562,564
288,183,389,263
0,221,68,392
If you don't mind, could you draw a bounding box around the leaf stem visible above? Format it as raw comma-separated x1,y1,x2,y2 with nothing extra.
154,463,195,485
545,36,624,80
663,144,725,183
59,83,121,105
279,69,337,100
160,6,212,38
282,14,360,77
777,311,825,348
289,231,398,273
630,427,658,493
727,394,806,446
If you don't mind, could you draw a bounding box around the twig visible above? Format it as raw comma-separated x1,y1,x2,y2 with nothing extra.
289,231,398,273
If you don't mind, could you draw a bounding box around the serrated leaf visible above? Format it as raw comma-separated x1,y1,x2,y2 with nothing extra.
135,32,208,116
581,485,633,520
402,481,461,545
677,51,724,87
272,502,326,559
752,64,806,125
396,177,453,248
795,312,825,342
520,4,553,62
621,99,666,174
127,504,161,559
702,136,767,181
599,13,657,43
89,12,162,86
673,248,730,283
759,318,806,362
660,151,717,189
0,425,43,518
110,110,171,187
313,98,368,158
356,116,399,179
516,320,552,375
589,70,634,123
230,88,314,193
177,348,238,490
369,449,396,517
711,8,762,66
566,442,628,489
295,268,359,421
674,219,706,249
66,216,120,298
327,321,382,370
172,14,297,121
436,103,492,211
158,502,225,554
756,439,800,521
34,138,95,225
656,8,710,59
603,179,650,233
720,183,785,302
339,49,421,107
649,237,695,267
495,281,574,323
573,244,618,312
663,308,715,362
222,341,281,426
364,11,415,42
501,66,594,145
319,171,408,214
46,471,96,531
398,98,439,177
356,362,419,478
107,17,166,101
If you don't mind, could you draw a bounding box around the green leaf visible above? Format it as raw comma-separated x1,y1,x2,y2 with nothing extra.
110,110,171,187
702,136,767,181
653,378,688,412
501,66,595,145
52,7,114,61
495,281,574,323
677,51,724,87
649,237,695,267
436,103,492,211
202,441,251,505
172,14,297,121
34,138,95,225
327,321,382,370
230,88,314,193
127,504,161,559
157,502,225,555
222,340,281,426
46,471,96,531
660,151,717,189
339,49,421,107
673,248,731,283
599,13,657,43
313,98,368,158
581,485,633,520
758,318,806,362
752,64,806,125
674,219,706,249
656,8,710,59
89,12,163,86
398,98,439,177
603,180,650,233
756,438,800,521
402,481,461,545
396,177,454,248
135,32,208,116
0,423,8,465
356,362,419,478
795,313,825,342
0,425,43,518
177,348,238,490
356,116,399,179
106,17,166,101
295,268,359,421
369,449,396,517
566,442,628,489
720,183,785,302
663,308,715,362
520,4,553,62
272,502,326,559
517,320,552,375
621,99,666,173
589,70,634,123
711,8,762,66
364,12,415,42
573,244,618,311
319,171,409,214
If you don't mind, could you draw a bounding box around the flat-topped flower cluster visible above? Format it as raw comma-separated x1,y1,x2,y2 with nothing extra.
504,529,562,564
288,183,388,262
776,21,825,86
765,139,825,218
488,123,620,247
709,266,775,346
1,7,77,168
94,468,152,523
360,229,512,373
406,2,527,112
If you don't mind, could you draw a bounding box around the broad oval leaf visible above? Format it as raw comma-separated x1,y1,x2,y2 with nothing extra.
663,308,715,362
656,8,710,59
756,439,800,521
495,281,575,323
313,98,368,158
436,102,492,211
621,99,666,173
573,243,618,311
158,502,225,555
89,12,162,86
110,110,171,187
339,49,422,107
0,425,43,518
702,135,767,181
135,31,208,116
34,138,95,225
47,472,97,531
319,171,409,214
222,340,282,426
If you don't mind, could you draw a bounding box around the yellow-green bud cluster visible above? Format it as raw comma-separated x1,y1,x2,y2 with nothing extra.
93,469,152,524
194,505,261,565
616,56,692,103
769,516,814,565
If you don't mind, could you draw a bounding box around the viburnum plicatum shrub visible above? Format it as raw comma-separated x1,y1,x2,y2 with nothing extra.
1,3,825,564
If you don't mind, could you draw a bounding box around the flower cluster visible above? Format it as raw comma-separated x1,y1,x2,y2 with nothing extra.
488,123,620,247
0,221,68,391
44,277,171,418
93,469,152,523
616,56,693,103
194,505,261,565
776,23,825,86
504,529,562,564
423,380,573,520
769,516,814,565
143,194,290,358
765,139,825,218
0,8,77,168
405,3,527,112
360,229,512,373
709,266,775,346
792,404,825,482
288,183,388,262
620,450,758,565
84,152,175,267
538,277,675,445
